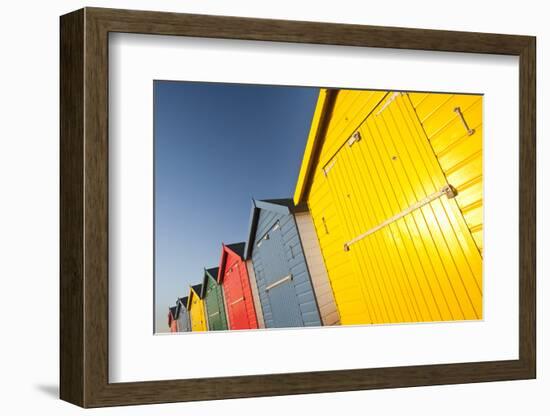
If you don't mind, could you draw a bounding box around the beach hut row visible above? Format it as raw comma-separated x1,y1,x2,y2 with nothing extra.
169,88,484,331
169,199,339,332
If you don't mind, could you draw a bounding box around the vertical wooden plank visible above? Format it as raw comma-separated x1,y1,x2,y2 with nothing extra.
239,259,259,329
84,7,110,406
518,39,536,374
60,8,85,407
246,260,266,328
295,212,340,326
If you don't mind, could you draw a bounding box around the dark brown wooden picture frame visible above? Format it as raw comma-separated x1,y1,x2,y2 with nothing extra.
60,7,536,408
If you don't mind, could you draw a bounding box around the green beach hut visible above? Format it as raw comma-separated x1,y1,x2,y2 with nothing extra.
201,267,229,331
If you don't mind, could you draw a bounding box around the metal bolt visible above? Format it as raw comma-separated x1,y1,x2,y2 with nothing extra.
442,184,458,199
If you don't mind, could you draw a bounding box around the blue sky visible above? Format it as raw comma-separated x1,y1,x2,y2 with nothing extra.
154,81,319,332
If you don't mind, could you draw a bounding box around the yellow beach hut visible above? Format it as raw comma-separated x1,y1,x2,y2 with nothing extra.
187,283,207,332
294,88,483,326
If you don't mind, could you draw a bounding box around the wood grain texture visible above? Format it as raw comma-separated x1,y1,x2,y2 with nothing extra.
518,38,536,375
59,8,84,407
59,7,536,408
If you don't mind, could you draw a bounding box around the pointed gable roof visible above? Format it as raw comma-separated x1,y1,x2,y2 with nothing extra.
201,267,220,297
187,283,204,309
217,242,246,283
168,306,178,327
176,297,188,314
243,198,308,259
226,242,246,258
257,198,307,213
205,267,219,280
191,284,203,298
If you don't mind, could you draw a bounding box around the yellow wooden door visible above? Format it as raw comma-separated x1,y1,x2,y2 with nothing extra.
305,90,387,325
408,92,483,253
191,298,206,332
321,92,482,325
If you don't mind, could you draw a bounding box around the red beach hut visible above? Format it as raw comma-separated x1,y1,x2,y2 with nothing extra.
168,306,178,333
217,242,258,330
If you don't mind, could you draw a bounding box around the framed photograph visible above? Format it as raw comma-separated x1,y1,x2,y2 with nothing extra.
60,7,536,408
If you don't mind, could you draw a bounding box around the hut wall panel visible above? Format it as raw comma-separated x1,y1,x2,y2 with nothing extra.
246,259,265,328
170,320,178,333
222,249,258,330
204,277,228,331
215,284,228,329
308,161,367,325
408,93,483,253
320,90,387,167
251,252,274,326
177,309,191,332
251,209,321,328
305,89,483,326
238,259,259,329
295,211,340,325
189,294,207,332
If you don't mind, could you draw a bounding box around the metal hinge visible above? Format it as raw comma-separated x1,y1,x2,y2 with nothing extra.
343,184,458,251
323,157,337,176
347,131,362,147
454,106,475,136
